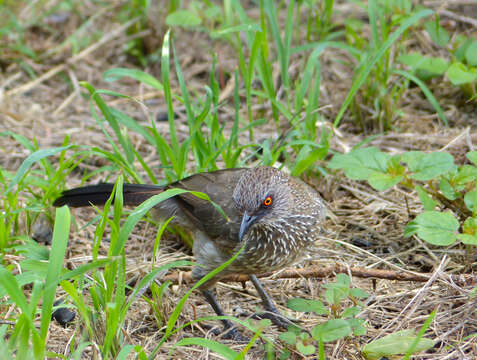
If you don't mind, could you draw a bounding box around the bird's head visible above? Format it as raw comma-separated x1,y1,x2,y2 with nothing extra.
233,167,293,241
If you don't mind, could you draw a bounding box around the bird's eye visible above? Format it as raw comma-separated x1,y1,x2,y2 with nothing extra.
263,196,273,207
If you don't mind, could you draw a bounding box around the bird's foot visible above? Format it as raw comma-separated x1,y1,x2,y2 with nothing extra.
251,311,297,329
222,326,250,342
208,326,250,343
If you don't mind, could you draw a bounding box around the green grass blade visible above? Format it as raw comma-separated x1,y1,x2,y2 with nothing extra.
393,69,448,126
333,8,434,127
172,41,194,131
116,345,137,360
0,268,29,314
403,310,436,360
130,145,158,184
170,338,238,358
5,145,73,194
264,0,287,88
294,44,327,114
59,259,110,282
104,67,163,91
161,29,179,151
165,246,244,337
120,260,195,323
40,206,71,339
81,82,135,164
368,0,379,49
109,108,156,145
148,245,245,359
0,131,35,152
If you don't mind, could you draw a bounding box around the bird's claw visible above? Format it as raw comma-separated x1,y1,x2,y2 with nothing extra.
210,326,250,343
251,311,297,329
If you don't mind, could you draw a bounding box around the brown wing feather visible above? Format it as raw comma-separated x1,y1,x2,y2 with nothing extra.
54,168,246,245
168,168,245,244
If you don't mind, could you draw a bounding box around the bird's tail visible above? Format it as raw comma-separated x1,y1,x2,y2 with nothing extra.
53,183,163,208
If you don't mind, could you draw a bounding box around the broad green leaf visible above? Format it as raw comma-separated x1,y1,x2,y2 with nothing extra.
439,178,458,200
402,151,455,181
296,340,315,355
404,220,419,237
415,57,449,80
328,147,389,180
166,10,202,27
457,233,477,245
335,273,351,286
286,298,328,315
399,53,449,79
350,288,369,299
410,211,459,246
424,20,449,46
362,329,434,360
455,165,477,185
464,190,477,213
416,186,437,211
397,52,426,69
324,285,349,307
348,318,367,336
368,172,403,191
278,331,297,345
447,62,477,86
312,319,352,342
461,216,477,236
465,41,477,67
455,36,473,62
203,5,221,20
342,306,361,318
466,151,477,166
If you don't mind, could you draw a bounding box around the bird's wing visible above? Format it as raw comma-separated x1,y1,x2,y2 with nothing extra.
167,168,245,244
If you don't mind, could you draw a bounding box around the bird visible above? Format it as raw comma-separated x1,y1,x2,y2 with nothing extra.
54,166,325,339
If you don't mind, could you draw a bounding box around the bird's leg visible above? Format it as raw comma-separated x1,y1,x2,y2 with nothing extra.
249,275,296,329
201,289,249,342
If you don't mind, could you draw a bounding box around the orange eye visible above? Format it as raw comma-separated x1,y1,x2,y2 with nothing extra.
263,196,272,206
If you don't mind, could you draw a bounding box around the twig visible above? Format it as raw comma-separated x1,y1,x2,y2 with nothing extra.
438,9,477,28
162,263,476,286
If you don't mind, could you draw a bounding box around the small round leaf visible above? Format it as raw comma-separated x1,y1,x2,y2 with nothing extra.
413,211,459,246
312,319,352,342
447,62,477,86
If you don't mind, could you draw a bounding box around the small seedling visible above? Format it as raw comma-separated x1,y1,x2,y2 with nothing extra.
329,147,477,249
278,274,368,359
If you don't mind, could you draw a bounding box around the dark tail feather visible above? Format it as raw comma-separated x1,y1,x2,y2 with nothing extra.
53,183,163,207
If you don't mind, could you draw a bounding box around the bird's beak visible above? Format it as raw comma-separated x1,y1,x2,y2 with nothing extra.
239,212,256,241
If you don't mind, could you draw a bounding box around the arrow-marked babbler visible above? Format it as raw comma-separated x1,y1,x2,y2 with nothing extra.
54,166,325,339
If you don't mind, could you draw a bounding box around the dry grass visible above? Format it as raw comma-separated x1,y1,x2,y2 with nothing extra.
0,0,476,359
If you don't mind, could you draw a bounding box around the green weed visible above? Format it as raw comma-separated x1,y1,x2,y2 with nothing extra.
278,274,368,359
329,147,477,249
